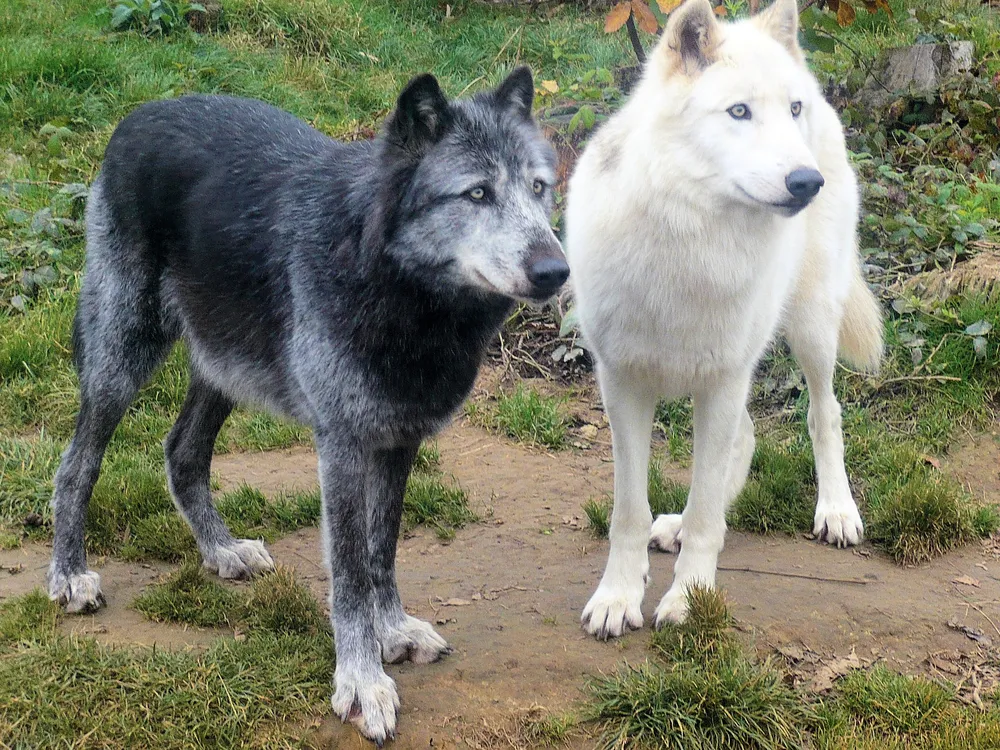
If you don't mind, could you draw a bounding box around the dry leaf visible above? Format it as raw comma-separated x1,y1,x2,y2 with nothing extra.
713,5,727,15
952,575,981,587
631,0,659,34
440,597,472,607
540,80,559,94
604,1,632,33
806,650,863,693
836,0,856,26
921,454,941,469
656,0,682,12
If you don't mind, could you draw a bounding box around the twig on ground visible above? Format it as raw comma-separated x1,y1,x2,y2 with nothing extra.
718,565,868,585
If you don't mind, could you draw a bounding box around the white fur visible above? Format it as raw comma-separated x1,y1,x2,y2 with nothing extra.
47,570,105,614
202,539,275,579
377,614,452,664
331,665,400,746
566,0,882,635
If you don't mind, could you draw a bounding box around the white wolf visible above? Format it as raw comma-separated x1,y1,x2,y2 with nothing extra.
564,0,883,637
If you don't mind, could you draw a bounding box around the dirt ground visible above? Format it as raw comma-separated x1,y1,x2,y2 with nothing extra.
2,420,999,748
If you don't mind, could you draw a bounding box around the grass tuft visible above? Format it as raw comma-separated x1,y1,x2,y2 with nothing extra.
468,386,570,449
866,473,984,564
0,589,59,646
651,585,737,664
403,472,476,540
132,562,240,628
241,566,328,636
730,437,816,536
836,666,953,737
590,656,810,750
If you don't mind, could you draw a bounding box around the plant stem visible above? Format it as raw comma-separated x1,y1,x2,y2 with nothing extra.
626,13,646,65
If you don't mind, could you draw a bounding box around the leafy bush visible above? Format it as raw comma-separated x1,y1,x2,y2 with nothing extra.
100,0,206,36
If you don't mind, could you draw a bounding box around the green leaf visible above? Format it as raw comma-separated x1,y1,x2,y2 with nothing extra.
110,4,134,28
559,306,580,337
973,336,987,358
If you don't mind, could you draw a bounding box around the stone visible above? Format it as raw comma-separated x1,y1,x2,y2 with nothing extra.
857,41,975,112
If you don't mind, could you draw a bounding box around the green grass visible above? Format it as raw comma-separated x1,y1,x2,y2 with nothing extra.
584,458,687,538
590,588,812,750
587,587,1000,750
0,579,333,749
0,0,626,553
467,385,571,449
403,471,476,540
132,561,242,627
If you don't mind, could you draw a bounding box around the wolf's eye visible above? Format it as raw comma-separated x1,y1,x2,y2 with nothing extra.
533,179,545,195
727,103,751,120
790,101,802,118
468,187,486,201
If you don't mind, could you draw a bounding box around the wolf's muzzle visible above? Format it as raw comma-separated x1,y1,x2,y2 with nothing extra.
785,168,825,203
526,240,570,299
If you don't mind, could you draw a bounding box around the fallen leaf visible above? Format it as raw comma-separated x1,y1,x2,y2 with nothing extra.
655,0,682,12
806,649,863,693
921,454,941,469
947,621,993,647
580,424,599,440
440,598,472,607
540,80,559,95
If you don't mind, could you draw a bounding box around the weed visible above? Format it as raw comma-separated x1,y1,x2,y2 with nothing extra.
469,386,570,449
100,0,207,36
651,585,738,664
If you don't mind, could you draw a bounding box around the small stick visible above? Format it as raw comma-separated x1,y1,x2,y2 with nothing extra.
718,564,868,585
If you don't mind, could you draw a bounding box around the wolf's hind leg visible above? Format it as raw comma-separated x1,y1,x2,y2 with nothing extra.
785,301,863,547
650,408,754,554
583,365,657,639
367,444,451,665
49,186,174,613
165,374,274,578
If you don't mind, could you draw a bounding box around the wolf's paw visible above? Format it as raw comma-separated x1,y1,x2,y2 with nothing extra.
332,667,400,747
204,539,275,579
48,569,105,614
653,585,692,628
813,501,863,548
582,578,646,640
649,514,684,553
379,615,452,665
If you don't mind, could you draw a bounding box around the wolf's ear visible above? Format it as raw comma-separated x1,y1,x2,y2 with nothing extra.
662,0,721,76
493,66,535,120
386,74,452,156
752,0,803,62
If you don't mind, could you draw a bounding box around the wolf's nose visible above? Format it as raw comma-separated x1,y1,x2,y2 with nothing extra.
785,168,825,201
528,256,570,292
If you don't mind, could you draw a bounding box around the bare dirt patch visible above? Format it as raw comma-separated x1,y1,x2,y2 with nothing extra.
3,419,999,748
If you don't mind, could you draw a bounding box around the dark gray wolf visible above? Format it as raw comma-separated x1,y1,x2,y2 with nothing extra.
46,68,567,744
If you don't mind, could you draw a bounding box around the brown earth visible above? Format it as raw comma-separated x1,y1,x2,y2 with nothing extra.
2,419,999,748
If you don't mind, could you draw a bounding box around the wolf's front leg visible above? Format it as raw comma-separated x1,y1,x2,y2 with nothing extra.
582,366,657,639
368,444,451,665
653,377,752,627
318,433,399,746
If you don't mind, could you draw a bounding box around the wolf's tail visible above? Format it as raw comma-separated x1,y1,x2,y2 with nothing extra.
838,269,884,372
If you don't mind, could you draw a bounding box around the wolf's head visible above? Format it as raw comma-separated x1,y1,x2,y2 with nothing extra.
643,0,823,217
371,68,568,303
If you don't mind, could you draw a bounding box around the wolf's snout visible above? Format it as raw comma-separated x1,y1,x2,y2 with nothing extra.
526,243,570,299
785,168,825,202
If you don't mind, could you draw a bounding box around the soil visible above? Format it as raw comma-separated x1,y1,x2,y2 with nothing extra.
3,415,999,749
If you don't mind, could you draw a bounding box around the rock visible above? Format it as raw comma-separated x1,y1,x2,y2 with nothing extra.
858,41,975,112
